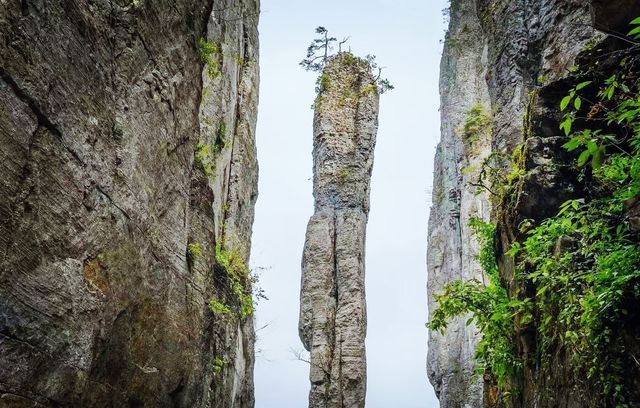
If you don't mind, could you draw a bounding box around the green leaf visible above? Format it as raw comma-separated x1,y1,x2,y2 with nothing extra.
578,149,591,167
574,97,582,110
560,117,573,136
628,26,640,37
631,16,640,25
591,146,605,169
563,136,582,151
576,81,592,90
560,95,572,111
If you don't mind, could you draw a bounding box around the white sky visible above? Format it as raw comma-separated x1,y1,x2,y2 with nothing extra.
251,1,447,406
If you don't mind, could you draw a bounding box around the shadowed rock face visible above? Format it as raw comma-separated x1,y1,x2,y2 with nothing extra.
428,0,596,407
0,1,259,407
298,54,379,408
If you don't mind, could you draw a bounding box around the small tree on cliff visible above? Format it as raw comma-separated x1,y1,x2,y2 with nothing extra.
300,26,349,72
300,27,394,94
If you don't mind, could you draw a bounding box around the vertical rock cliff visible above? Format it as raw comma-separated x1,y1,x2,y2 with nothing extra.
427,1,491,406
298,54,379,408
427,0,640,407
0,0,259,406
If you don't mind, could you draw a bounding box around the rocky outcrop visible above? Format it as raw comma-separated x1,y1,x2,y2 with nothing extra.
427,0,491,406
428,0,598,406
298,54,379,408
0,0,259,407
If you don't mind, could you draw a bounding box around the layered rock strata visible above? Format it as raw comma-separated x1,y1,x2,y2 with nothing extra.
0,0,259,406
299,54,379,408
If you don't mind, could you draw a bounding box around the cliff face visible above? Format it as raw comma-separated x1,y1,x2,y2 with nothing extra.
428,0,610,406
0,0,259,407
298,54,379,408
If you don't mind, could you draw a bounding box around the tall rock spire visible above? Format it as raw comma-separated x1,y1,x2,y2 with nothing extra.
298,53,379,408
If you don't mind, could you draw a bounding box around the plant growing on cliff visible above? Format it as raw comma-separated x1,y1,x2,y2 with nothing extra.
198,38,223,80
427,218,524,396
300,26,346,72
505,26,640,406
212,357,225,374
215,243,255,318
300,27,394,95
194,122,227,178
209,298,232,315
463,103,491,145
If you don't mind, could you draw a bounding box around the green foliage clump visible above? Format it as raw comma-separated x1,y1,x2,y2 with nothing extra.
195,142,216,177
209,298,231,315
507,48,640,406
316,73,331,94
215,243,254,318
188,242,203,258
194,122,227,178
463,103,491,145
428,218,525,396
198,38,222,80
212,357,225,374
301,27,393,96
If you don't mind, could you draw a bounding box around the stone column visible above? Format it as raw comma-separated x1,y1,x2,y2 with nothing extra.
298,54,379,408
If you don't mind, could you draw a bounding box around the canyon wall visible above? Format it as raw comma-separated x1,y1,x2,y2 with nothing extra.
299,54,379,408
0,0,259,406
426,0,640,406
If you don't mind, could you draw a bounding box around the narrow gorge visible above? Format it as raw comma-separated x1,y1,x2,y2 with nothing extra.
1,1,640,407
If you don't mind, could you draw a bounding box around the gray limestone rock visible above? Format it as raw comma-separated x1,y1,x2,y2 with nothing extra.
0,0,259,406
299,54,379,408
428,0,596,407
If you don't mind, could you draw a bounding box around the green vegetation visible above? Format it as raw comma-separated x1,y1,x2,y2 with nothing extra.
336,168,350,184
198,38,223,80
215,243,254,318
195,142,216,177
209,298,232,315
427,218,524,396
462,103,491,145
212,357,225,374
300,27,393,96
194,122,227,178
188,242,203,258
510,48,640,406
429,18,640,406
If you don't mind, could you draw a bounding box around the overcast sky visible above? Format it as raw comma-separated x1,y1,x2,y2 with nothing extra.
251,1,447,406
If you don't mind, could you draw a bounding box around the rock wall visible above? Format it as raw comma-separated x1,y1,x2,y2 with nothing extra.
428,0,600,406
0,0,259,407
298,54,379,408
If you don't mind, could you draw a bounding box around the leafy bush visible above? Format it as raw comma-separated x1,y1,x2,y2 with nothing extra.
428,218,524,395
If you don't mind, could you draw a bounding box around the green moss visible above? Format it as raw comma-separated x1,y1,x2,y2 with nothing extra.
336,168,350,184
188,242,203,258
195,142,216,177
194,122,228,178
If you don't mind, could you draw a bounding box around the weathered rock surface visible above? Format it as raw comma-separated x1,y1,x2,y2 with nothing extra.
299,54,379,408
0,0,259,406
428,0,598,407
427,1,491,406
